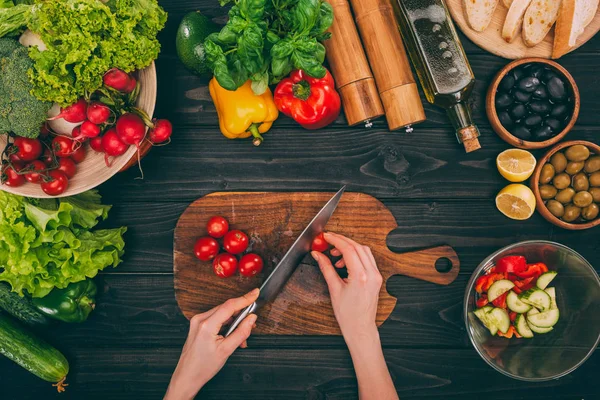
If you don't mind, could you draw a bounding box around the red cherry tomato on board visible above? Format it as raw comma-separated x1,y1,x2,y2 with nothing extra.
13,137,42,162
311,233,329,252
2,163,25,187
194,237,220,262
24,160,47,183
223,230,249,254
213,253,238,278
52,136,76,158
40,170,69,196
239,253,264,277
57,157,77,179
206,216,229,238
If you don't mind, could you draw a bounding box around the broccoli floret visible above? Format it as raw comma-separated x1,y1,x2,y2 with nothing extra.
0,37,51,138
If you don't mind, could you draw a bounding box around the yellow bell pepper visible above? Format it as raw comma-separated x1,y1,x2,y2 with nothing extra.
209,78,279,146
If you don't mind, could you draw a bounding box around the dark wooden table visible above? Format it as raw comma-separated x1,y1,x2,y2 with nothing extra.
4,1,600,399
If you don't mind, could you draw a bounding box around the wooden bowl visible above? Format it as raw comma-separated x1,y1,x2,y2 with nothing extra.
486,58,580,150
0,62,156,198
530,140,600,230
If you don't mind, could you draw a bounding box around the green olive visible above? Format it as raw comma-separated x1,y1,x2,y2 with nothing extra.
584,156,600,174
546,200,565,218
565,161,585,175
582,203,599,221
555,188,576,204
591,171,600,187
552,173,571,190
590,187,600,203
550,152,568,173
562,205,582,223
565,145,591,162
539,184,558,200
572,173,590,192
539,163,555,184
573,191,594,208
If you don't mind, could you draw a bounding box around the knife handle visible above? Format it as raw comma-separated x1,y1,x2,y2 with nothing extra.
224,301,258,337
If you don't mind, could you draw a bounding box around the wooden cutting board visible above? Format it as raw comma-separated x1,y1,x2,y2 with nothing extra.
173,192,460,335
447,0,600,59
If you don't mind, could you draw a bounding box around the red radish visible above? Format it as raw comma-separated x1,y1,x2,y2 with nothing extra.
47,98,88,123
90,136,104,152
123,77,137,93
70,144,86,164
73,121,101,141
86,102,112,124
102,129,129,167
103,68,132,91
149,119,172,144
116,113,146,148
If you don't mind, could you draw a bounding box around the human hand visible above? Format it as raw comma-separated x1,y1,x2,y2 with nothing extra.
311,232,383,344
164,289,259,400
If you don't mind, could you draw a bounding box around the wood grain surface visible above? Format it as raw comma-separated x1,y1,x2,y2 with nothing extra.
174,192,459,335
447,0,600,59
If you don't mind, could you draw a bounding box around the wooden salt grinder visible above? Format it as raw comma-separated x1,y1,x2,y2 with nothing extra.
324,0,384,127
349,0,426,131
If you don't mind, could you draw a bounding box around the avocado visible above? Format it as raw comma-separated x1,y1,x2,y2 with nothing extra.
176,11,220,78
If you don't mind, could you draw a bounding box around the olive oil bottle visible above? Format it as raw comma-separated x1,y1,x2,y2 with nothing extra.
393,0,481,152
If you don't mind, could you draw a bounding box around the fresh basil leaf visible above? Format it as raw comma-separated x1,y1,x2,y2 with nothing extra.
228,53,250,88
251,67,269,95
205,40,238,90
217,25,238,45
271,56,292,80
266,30,280,45
314,42,326,63
291,49,326,78
315,31,332,42
237,22,264,74
239,0,266,22
270,38,293,59
309,1,333,36
289,0,320,35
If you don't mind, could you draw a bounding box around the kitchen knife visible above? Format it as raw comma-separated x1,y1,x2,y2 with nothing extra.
224,186,346,337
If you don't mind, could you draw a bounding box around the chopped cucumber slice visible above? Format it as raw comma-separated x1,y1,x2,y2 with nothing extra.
545,287,557,309
474,307,497,335
515,314,534,338
519,288,551,311
527,308,560,328
488,307,511,334
536,271,558,290
526,308,553,333
488,279,515,302
507,290,532,313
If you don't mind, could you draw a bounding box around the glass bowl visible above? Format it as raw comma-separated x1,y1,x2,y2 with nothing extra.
464,240,600,381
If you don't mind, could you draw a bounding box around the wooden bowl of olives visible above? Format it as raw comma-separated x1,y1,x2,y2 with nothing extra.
531,141,600,230
487,58,580,150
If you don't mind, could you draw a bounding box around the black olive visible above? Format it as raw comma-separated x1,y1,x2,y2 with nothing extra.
529,65,544,78
518,77,540,92
510,104,528,119
529,101,551,114
513,126,532,140
533,86,548,99
534,125,555,140
495,93,514,109
545,118,563,131
513,68,525,81
524,114,543,127
544,68,559,81
514,90,532,103
498,111,514,129
550,104,569,118
500,75,515,92
547,77,566,100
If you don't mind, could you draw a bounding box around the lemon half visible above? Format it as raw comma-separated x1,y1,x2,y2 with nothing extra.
496,184,537,220
497,149,537,182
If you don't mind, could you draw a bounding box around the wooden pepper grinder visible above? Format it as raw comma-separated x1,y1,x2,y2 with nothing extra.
349,0,426,132
324,0,384,127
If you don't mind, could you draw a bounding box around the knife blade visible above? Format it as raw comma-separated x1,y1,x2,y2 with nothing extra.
225,186,346,337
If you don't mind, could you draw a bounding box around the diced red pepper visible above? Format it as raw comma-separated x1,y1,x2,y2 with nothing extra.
514,276,534,288
512,286,522,294
514,328,522,339
509,312,517,322
495,256,527,274
491,292,508,309
497,325,515,338
475,275,488,294
476,294,489,308
515,263,546,279
483,273,505,292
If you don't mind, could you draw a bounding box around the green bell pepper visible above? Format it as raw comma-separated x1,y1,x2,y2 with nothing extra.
32,280,97,323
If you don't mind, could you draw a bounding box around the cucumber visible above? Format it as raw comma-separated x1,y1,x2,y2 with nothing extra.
474,306,497,335
0,314,68,387
536,271,557,290
545,287,557,309
527,308,560,328
526,309,553,333
488,307,511,334
515,314,534,338
519,288,551,311
487,279,515,301
0,283,50,326
506,290,532,313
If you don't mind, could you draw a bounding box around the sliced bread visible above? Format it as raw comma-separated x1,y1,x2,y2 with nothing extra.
502,0,533,42
553,0,599,58
522,0,562,47
464,0,500,32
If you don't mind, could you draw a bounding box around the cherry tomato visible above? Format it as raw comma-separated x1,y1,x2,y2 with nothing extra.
223,230,249,254
212,253,238,278
57,157,77,179
311,233,329,252
52,136,76,158
2,163,25,187
13,137,42,162
24,160,47,183
239,253,264,277
40,147,56,166
70,144,87,163
206,216,229,238
194,237,220,262
40,170,68,196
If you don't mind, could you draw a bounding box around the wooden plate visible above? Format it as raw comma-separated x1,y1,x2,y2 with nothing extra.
0,62,156,198
447,0,600,59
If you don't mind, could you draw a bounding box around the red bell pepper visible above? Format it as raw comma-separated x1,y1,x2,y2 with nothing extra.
495,256,527,274
491,292,508,309
274,68,341,130
476,294,489,308
497,325,516,338
509,311,517,322
515,263,548,279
